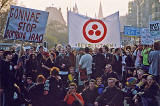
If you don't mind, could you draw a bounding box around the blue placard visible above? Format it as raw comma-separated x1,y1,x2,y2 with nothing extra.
124,26,141,36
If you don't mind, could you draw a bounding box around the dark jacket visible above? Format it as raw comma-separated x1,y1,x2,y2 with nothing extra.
29,84,45,106
104,53,115,65
55,54,71,72
112,55,122,75
44,76,63,106
101,71,118,87
93,53,105,77
96,86,124,106
82,88,99,106
0,60,16,90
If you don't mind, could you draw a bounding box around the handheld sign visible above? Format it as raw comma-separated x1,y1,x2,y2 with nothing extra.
3,5,49,43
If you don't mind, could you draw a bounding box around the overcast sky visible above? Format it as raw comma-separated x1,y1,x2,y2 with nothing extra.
18,0,133,21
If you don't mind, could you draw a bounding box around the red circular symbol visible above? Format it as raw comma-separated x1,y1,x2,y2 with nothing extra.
88,30,94,35
83,19,107,43
95,30,101,36
92,24,98,30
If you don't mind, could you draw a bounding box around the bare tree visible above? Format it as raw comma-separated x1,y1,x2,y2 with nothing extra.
0,0,17,42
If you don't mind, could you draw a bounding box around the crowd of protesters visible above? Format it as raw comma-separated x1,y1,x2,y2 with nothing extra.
0,41,160,106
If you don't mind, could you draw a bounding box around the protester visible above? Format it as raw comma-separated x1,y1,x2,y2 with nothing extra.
64,83,84,106
28,75,45,106
112,48,122,80
25,53,38,81
101,64,118,87
81,79,99,106
148,41,160,84
79,47,93,81
67,66,78,86
95,78,124,106
92,48,105,78
0,51,17,106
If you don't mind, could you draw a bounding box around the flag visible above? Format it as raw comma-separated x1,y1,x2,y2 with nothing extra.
68,11,120,48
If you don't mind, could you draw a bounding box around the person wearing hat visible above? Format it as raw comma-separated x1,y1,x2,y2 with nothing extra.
122,77,139,106
0,51,18,106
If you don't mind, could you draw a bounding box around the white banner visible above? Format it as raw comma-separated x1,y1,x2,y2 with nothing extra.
68,11,120,48
4,5,49,43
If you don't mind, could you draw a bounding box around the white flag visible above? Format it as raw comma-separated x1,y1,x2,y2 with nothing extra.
68,11,120,48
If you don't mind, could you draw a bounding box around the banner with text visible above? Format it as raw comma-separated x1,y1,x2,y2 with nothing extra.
3,5,49,43
141,28,154,45
124,26,142,37
68,11,120,48
150,20,160,37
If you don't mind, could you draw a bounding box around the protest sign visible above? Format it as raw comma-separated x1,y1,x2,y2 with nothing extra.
3,5,49,43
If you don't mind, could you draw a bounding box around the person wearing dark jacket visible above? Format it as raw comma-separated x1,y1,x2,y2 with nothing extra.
29,75,46,106
141,75,159,106
92,48,105,78
125,50,134,68
0,51,17,106
101,64,118,87
103,46,115,65
55,48,71,88
25,54,38,81
82,79,99,106
95,78,124,106
41,52,53,78
112,48,122,79
44,68,64,106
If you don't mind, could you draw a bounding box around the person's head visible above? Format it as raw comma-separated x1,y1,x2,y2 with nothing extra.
50,67,60,77
93,47,99,54
85,47,90,53
42,52,50,60
141,74,149,83
103,45,109,53
126,49,131,55
66,45,71,52
154,41,160,50
138,45,143,51
137,69,145,80
108,78,116,88
29,48,34,54
125,46,131,52
0,49,4,57
60,48,66,55
69,66,75,75
27,77,33,84
147,75,155,86
36,75,46,84
96,77,102,86
115,48,120,55
39,46,43,53
133,69,138,77
105,64,112,73
26,49,30,54
3,51,13,61
69,83,77,93
89,79,96,90
29,53,36,60
79,48,84,55
99,48,103,53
